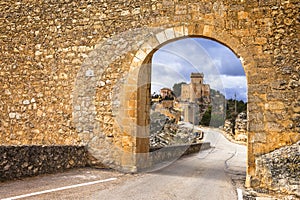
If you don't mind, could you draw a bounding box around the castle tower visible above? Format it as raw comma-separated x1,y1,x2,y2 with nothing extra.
180,72,210,103
191,73,204,84
190,73,204,102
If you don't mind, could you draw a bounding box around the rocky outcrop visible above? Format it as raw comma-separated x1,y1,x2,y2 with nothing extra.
234,112,247,142
223,112,247,143
150,112,203,147
223,120,233,135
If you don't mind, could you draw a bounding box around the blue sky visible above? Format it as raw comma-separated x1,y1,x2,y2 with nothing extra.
151,38,248,102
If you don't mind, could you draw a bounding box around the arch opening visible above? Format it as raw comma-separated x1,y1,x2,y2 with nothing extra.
135,36,248,172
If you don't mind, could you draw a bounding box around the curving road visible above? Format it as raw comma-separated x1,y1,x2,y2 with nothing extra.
89,128,246,200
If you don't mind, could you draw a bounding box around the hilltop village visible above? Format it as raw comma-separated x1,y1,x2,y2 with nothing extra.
151,73,210,124
150,73,211,147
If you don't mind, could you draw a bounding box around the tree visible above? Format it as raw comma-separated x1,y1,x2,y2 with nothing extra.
225,99,247,133
200,106,211,126
225,99,247,121
199,89,247,128
172,82,186,97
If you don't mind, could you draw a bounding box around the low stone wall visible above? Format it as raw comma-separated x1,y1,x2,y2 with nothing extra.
0,143,209,180
0,145,88,181
150,142,211,164
255,141,300,197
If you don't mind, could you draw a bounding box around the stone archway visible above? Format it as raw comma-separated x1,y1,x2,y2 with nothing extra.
73,19,299,193
73,24,256,172
122,25,254,174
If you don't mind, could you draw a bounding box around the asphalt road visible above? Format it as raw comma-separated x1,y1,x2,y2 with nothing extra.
1,128,246,200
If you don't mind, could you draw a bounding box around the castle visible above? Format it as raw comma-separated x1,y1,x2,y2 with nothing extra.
181,73,211,103
180,73,211,124
151,73,211,125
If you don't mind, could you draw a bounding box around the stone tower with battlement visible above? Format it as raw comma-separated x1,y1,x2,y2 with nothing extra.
181,73,210,103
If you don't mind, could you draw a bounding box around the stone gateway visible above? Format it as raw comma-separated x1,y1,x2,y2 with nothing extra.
0,0,299,196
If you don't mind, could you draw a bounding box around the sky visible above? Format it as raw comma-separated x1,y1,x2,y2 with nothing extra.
151,38,248,102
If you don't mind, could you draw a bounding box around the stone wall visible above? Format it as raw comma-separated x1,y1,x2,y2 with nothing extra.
255,141,300,197
150,142,211,165
0,146,87,181
0,0,299,193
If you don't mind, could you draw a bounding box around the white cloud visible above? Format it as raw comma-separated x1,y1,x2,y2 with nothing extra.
219,75,247,89
205,75,247,101
151,63,187,93
151,38,248,101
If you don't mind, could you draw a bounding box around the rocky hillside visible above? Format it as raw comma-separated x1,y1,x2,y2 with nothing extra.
223,112,247,143
150,112,203,147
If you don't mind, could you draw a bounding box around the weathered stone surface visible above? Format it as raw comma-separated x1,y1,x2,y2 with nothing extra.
0,145,88,181
255,141,300,196
150,142,211,165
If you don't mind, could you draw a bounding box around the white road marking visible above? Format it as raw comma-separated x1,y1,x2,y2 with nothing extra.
237,188,243,200
1,177,117,200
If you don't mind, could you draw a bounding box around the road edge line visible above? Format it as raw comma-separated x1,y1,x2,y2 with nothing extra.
1,177,117,200
237,188,243,200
